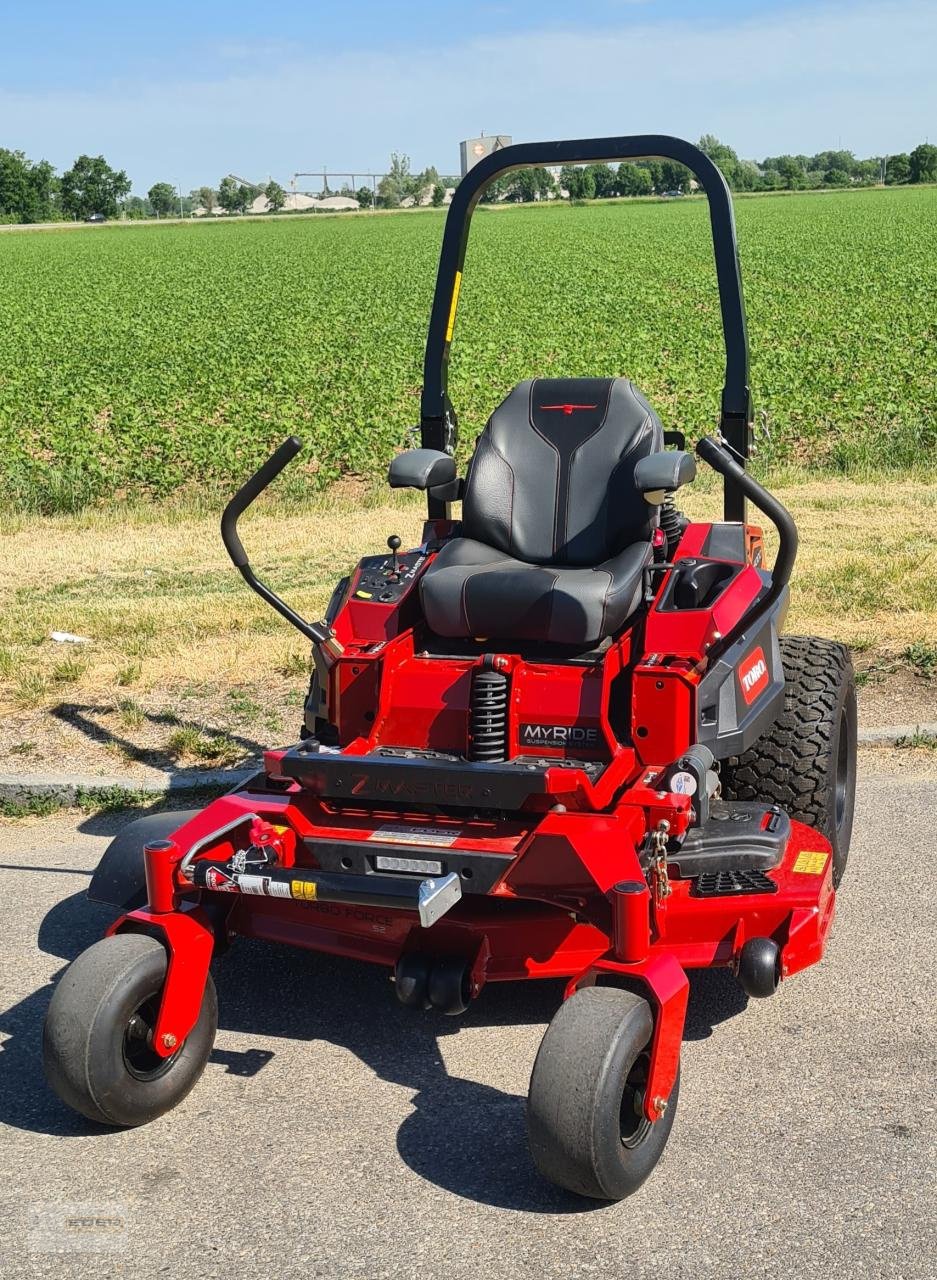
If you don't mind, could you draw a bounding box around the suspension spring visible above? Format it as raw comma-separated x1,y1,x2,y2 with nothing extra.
469,668,509,761
659,496,685,559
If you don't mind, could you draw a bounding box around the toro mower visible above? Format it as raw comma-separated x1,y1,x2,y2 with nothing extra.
43,135,856,1201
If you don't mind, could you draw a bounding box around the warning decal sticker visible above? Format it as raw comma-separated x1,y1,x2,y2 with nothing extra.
291,879,318,901
792,850,829,875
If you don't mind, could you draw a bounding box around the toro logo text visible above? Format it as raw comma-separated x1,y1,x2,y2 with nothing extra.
738,646,770,706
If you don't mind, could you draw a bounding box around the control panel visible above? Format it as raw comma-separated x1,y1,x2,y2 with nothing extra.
352,551,427,604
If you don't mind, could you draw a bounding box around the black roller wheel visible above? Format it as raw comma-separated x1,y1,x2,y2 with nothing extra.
43,933,217,1127
527,986,679,1200
394,953,431,1009
718,635,857,887
427,957,470,1016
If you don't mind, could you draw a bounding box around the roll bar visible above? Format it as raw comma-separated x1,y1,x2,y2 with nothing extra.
420,135,753,522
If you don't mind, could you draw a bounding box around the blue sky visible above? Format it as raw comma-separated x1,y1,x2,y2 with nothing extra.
2,1,934,193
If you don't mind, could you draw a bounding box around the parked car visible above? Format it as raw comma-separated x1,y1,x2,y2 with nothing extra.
85,213,106,223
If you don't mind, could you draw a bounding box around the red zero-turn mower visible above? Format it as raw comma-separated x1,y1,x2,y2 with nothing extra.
44,136,857,1200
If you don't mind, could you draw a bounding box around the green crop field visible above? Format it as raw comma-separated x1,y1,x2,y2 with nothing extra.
0,187,935,513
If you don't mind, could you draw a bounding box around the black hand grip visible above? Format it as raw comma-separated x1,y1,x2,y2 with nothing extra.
695,436,798,658
221,435,302,569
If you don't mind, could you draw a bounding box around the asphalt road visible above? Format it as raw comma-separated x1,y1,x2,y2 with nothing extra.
1,751,935,1280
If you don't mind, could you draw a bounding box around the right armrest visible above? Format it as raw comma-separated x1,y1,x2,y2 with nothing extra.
388,448,457,491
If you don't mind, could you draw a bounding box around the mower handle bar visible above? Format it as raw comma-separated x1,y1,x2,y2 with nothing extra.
421,134,752,523
695,436,798,659
220,437,332,647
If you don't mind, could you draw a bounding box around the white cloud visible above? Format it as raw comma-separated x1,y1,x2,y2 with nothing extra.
2,1,934,190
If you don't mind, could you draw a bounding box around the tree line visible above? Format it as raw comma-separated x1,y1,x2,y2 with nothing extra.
481,135,937,202
3,136,937,225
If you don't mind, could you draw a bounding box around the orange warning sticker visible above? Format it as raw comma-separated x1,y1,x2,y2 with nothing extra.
291,879,318,901
792,850,828,875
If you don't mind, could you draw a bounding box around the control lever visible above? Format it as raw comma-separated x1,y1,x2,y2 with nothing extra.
387,534,402,581
221,437,343,657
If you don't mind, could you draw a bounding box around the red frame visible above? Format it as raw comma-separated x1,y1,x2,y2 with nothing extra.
108,520,837,1120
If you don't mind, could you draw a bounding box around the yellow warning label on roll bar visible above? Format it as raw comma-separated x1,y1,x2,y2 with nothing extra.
445,270,462,343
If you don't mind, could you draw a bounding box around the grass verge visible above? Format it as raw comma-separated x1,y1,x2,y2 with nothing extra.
0,474,934,775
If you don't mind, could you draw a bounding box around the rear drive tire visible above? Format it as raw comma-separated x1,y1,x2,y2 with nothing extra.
718,635,856,887
527,986,679,1200
43,933,217,1127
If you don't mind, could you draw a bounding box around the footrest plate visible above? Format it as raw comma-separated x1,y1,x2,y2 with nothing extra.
691,868,778,897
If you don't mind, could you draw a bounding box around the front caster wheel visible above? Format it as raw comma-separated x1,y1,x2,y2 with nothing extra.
527,986,679,1200
43,933,217,1127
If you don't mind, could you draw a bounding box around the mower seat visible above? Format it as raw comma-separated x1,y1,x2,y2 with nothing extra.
420,377,663,645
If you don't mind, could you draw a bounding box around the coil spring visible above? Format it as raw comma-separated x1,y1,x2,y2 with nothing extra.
469,668,508,761
659,496,684,558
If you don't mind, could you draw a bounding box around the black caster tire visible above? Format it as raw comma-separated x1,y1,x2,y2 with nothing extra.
527,986,679,1201
394,953,431,1009
43,933,217,1127
737,937,781,998
718,635,857,888
427,958,470,1016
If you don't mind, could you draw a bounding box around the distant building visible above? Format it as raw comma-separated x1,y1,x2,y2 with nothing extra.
460,135,512,177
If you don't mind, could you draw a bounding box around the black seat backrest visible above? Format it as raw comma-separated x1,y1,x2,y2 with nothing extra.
461,377,663,566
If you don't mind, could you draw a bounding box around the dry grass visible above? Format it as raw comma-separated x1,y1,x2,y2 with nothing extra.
1,476,934,719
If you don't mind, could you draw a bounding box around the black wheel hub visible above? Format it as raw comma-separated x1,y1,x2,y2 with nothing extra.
619,1052,653,1149
122,996,179,1081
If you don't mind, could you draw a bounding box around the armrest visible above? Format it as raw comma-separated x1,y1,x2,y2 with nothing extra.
388,448,457,491
634,451,697,503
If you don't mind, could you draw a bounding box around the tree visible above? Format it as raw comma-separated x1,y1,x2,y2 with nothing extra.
823,167,851,187
885,153,910,185
147,182,176,217
377,151,417,207
196,185,217,213
122,195,150,220
658,160,693,192
811,150,856,177
431,182,446,207
503,167,554,203
60,154,130,219
773,155,806,190
217,176,251,214
698,134,740,186
355,185,374,209
559,164,594,200
617,163,652,197
264,180,286,212
586,163,617,198
698,134,738,168
377,175,401,208
909,143,937,184
0,148,58,223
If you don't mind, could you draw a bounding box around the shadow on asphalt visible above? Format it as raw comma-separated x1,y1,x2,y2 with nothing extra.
3,869,748,1211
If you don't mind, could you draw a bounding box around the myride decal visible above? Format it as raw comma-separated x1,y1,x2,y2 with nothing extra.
520,723,599,748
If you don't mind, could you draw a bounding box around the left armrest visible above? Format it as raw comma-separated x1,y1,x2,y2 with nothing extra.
388,448,458,491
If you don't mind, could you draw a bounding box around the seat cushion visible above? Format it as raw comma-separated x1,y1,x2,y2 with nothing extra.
420,538,652,646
